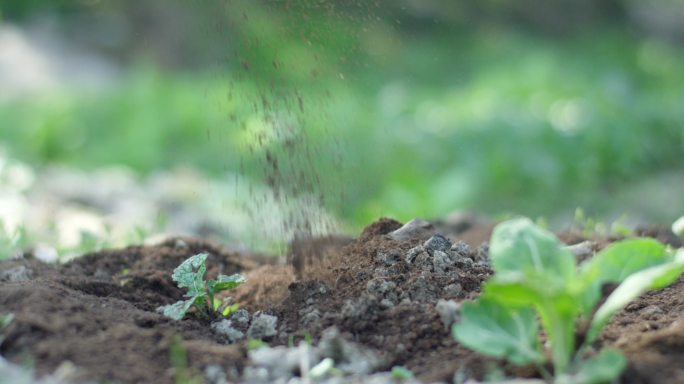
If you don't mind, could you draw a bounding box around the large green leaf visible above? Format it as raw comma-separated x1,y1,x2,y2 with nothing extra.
208,273,247,293
171,253,208,297
578,238,669,314
485,280,578,374
490,218,576,287
452,297,544,366
587,250,684,342
556,348,626,384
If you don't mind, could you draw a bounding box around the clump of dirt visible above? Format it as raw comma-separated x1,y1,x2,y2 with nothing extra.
262,217,497,381
1,219,684,383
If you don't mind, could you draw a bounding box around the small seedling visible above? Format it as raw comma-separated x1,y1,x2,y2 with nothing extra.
0,313,14,347
162,253,246,320
0,219,27,261
391,366,414,380
169,335,202,384
247,338,267,350
571,208,632,238
453,218,684,383
304,332,314,345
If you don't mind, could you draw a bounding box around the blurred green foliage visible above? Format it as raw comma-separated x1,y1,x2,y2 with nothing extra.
1,0,683,231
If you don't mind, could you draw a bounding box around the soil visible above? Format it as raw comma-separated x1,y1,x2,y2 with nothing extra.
0,218,683,383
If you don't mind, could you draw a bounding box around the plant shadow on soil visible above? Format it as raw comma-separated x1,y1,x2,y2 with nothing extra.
0,219,683,383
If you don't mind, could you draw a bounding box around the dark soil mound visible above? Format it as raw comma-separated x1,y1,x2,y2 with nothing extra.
0,238,254,383
1,221,683,383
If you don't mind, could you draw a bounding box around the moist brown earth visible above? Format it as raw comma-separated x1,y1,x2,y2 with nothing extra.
0,219,683,383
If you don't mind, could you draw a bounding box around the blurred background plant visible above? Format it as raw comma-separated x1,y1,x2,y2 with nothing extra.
0,0,682,255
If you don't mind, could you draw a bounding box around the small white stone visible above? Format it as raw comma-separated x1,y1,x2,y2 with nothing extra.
389,219,435,241
436,299,461,330
672,216,684,237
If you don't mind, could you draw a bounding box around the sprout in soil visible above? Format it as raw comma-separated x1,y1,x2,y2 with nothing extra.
161,253,246,320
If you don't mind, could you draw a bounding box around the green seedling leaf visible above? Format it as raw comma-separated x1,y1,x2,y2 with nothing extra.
0,313,14,347
0,313,14,329
163,299,197,321
172,253,208,297
222,303,240,317
485,280,578,374
391,366,414,380
208,274,247,293
578,238,669,314
588,251,684,342
556,348,626,384
212,297,222,311
453,297,543,365
162,253,245,320
490,218,576,289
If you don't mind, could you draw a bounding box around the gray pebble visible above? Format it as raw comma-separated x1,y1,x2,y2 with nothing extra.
405,246,423,264
432,250,453,274
231,309,251,325
248,313,278,340
367,279,398,307
435,299,461,330
319,327,383,375
455,256,474,268
450,241,471,258
409,276,437,303
205,364,229,384
380,299,395,308
474,242,490,264
414,251,434,272
641,305,664,316
300,308,322,327
242,366,270,383
342,298,371,321
375,250,401,266
173,239,189,249
423,234,452,254
366,278,396,295
443,283,463,297
565,241,595,258
211,320,245,343
248,344,319,381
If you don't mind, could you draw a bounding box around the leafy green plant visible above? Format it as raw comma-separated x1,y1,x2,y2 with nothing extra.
453,218,684,383
162,253,246,320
